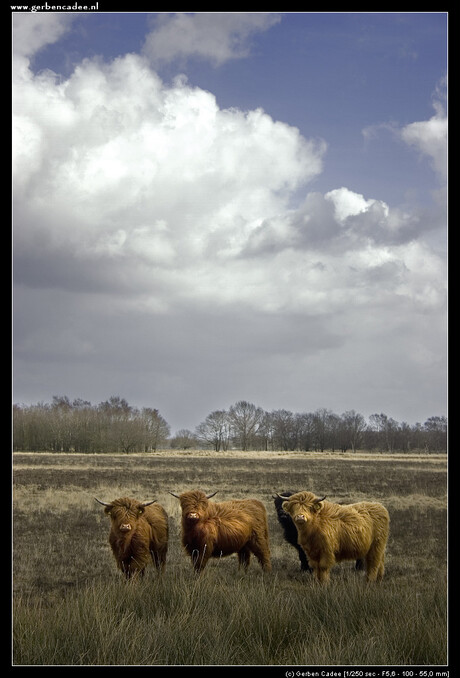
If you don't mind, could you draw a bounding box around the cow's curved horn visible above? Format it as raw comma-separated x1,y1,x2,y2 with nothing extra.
94,497,112,507
276,493,292,500
141,500,157,507
168,491,181,499
314,495,327,503
206,491,217,499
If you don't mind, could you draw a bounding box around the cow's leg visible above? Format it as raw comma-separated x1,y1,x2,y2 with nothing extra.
190,546,210,573
249,538,272,572
122,558,144,579
150,546,167,573
238,546,251,570
313,565,331,583
158,544,168,572
310,553,332,583
296,545,312,572
365,540,386,582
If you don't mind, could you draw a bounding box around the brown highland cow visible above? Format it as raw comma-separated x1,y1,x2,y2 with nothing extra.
170,490,271,573
95,497,168,578
278,491,389,583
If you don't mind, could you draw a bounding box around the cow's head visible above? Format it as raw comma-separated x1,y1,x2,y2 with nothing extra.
95,497,156,533
277,491,326,525
169,490,217,522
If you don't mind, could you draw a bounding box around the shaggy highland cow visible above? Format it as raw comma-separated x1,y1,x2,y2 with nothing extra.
95,497,168,578
277,491,389,583
170,490,271,573
273,491,364,573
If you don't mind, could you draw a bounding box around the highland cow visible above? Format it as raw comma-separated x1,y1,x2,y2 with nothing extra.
277,491,389,583
170,490,271,573
273,491,364,573
95,497,168,578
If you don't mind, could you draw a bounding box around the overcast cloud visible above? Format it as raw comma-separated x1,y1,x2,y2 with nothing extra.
13,13,447,432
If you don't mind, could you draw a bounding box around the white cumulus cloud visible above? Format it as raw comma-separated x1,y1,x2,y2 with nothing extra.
13,47,327,308
325,187,389,224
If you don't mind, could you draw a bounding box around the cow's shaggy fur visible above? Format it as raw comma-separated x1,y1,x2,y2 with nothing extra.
280,491,389,583
96,497,168,578
172,490,271,573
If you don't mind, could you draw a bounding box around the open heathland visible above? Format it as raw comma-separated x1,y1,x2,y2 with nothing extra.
12,450,448,666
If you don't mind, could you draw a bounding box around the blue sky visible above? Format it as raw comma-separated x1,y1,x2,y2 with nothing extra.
13,12,447,433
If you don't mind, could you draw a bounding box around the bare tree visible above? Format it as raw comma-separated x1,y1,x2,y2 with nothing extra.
141,408,170,451
312,408,334,452
228,401,264,451
368,413,399,452
296,412,315,451
423,416,447,451
270,409,298,450
339,410,366,452
170,429,198,450
195,410,230,451
258,411,275,451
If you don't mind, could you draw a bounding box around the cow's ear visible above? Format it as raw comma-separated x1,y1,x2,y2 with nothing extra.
313,500,325,512
104,507,112,516
138,507,144,515
282,501,290,512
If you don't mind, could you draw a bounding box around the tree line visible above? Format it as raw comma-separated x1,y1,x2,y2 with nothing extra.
13,396,170,454
172,401,447,453
13,396,447,453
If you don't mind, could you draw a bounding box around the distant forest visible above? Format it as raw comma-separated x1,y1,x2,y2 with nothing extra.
13,396,447,453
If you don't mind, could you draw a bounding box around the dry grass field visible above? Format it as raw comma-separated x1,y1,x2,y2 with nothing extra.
12,450,448,667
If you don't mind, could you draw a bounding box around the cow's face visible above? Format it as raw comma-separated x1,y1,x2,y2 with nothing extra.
282,492,325,525
179,491,209,522
101,498,149,534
